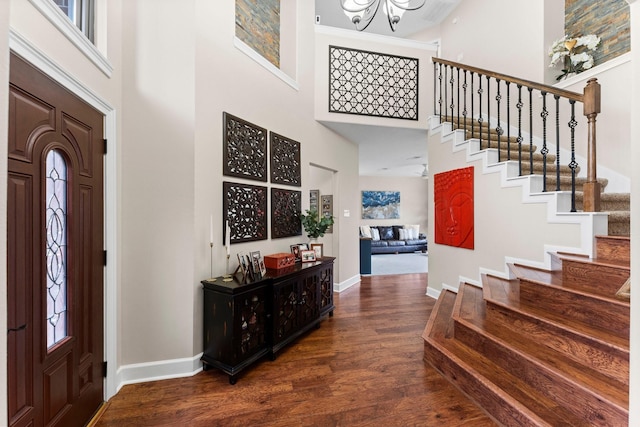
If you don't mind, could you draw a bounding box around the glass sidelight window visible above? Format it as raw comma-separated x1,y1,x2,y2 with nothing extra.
45,149,68,349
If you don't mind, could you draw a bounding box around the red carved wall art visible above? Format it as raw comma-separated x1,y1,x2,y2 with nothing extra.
434,166,474,249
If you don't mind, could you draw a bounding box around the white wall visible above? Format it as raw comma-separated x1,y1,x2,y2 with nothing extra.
358,176,429,234
119,0,197,365
415,1,547,82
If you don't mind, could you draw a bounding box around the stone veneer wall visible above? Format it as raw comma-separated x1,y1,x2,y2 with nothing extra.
236,0,280,68
565,0,630,65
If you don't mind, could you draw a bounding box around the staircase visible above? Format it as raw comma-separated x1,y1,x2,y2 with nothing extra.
423,235,630,426
449,116,630,236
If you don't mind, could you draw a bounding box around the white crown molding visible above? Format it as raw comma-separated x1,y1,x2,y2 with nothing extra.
28,0,113,77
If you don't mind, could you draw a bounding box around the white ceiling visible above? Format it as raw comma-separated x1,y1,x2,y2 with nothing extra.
314,0,461,177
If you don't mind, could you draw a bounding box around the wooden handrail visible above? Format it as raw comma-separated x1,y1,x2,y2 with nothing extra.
433,58,584,102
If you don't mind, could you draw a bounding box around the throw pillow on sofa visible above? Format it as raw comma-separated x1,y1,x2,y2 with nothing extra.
378,226,394,240
371,228,380,241
404,224,420,240
360,225,372,238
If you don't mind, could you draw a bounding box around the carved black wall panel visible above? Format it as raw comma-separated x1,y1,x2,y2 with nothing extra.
223,112,268,181
223,181,268,243
270,132,301,187
329,45,419,120
271,188,301,239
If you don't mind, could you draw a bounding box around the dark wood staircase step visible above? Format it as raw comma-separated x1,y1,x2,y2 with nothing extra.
484,301,629,387
516,274,629,340
483,274,629,353
552,253,630,295
514,259,629,301
596,235,631,264
455,284,628,425
423,289,585,427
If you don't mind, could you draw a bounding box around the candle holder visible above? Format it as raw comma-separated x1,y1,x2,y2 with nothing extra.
223,254,232,282
208,242,216,281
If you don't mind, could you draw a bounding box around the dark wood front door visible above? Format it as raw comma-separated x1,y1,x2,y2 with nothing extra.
7,53,104,427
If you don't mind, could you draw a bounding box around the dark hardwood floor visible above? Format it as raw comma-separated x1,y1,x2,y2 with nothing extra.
93,273,496,426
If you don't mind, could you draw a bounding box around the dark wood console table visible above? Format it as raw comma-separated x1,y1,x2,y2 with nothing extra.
201,257,334,384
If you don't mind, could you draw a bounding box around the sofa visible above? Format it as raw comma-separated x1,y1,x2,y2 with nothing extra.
359,225,428,254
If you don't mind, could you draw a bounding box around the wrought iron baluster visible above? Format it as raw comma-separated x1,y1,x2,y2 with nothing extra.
444,65,448,122
450,66,455,124
478,74,483,149
438,63,443,121
457,67,461,128
555,95,561,191
433,62,442,121
463,71,468,135
486,76,491,150
568,101,578,212
496,79,502,162
506,82,511,160
470,72,475,139
540,92,549,192
528,87,534,175
516,85,523,176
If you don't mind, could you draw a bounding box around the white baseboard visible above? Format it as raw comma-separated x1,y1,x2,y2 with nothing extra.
334,274,360,293
115,353,203,394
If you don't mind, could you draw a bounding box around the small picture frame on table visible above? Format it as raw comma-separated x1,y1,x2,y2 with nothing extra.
250,251,265,278
310,243,323,259
237,251,248,277
300,249,316,263
290,244,301,262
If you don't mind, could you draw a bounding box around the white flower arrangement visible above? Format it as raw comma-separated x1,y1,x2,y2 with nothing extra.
548,34,601,80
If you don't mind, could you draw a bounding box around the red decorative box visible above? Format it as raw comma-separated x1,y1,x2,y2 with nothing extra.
264,253,296,270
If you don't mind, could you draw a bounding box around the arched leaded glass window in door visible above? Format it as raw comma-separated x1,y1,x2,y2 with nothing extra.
45,149,68,349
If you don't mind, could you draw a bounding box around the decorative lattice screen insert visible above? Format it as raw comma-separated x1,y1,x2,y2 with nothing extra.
329,46,418,120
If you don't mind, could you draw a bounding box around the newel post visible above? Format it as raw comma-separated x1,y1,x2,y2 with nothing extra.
582,78,601,212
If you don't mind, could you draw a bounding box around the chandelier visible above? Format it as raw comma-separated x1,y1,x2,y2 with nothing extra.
339,0,427,32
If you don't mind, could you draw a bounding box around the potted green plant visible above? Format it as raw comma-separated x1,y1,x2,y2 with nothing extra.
300,209,334,240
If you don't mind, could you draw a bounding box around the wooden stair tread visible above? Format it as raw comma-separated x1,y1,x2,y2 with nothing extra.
482,274,629,352
426,307,588,426
457,284,629,407
554,253,631,271
510,262,630,302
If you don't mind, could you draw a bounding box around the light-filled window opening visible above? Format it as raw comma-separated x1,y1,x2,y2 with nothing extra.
53,0,95,42
45,149,69,349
